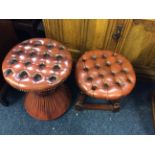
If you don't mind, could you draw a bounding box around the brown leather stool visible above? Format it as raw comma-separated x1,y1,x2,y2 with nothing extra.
75,50,136,111
2,38,72,120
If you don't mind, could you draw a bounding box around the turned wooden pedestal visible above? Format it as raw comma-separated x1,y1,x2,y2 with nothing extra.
2,38,72,121
25,85,71,120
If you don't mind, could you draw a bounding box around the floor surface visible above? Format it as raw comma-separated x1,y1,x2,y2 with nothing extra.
0,75,154,135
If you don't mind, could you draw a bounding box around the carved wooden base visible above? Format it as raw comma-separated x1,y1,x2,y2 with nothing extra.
75,92,120,112
24,84,71,120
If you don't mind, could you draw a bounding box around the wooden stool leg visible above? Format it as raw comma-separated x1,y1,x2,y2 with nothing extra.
24,84,71,120
75,92,120,112
109,100,120,112
75,92,86,111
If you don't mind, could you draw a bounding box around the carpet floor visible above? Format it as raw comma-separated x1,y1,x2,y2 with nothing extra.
0,74,154,135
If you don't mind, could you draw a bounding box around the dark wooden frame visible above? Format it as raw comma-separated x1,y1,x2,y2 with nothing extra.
75,91,120,112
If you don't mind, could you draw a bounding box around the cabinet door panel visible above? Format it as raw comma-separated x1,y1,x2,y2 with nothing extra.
120,19,155,80
43,19,109,50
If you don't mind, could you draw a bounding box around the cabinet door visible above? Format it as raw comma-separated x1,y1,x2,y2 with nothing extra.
120,19,155,80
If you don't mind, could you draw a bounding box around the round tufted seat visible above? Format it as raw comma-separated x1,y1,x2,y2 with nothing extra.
2,38,72,120
75,50,136,111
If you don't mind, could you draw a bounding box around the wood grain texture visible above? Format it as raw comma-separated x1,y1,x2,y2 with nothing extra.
43,19,132,56
120,19,155,81
43,19,124,51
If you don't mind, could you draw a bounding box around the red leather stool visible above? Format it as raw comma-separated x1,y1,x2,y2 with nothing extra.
2,38,72,120
75,50,136,111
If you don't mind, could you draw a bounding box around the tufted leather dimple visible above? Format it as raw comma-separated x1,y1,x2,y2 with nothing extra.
4,69,13,76
9,58,18,65
56,54,63,61
46,43,54,49
38,63,46,69
76,50,136,100
33,74,42,82
48,75,57,83
18,71,28,79
24,61,31,67
2,38,72,92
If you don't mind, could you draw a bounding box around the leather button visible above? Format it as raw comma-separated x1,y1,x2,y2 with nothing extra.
53,64,61,71
98,73,104,78
48,75,57,83
43,52,50,59
83,67,89,72
111,70,116,75
24,61,31,67
33,74,42,82
116,59,123,65
82,58,86,62
91,85,97,90
86,77,93,82
56,55,63,61
91,55,97,60
46,43,54,49
4,69,13,76
18,71,28,79
115,80,124,87
94,64,100,69
38,63,46,69
102,54,107,59
15,50,23,56
105,60,111,66
59,45,65,50
29,52,37,58
121,68,128,74
103,83,109,89
9,59,18,65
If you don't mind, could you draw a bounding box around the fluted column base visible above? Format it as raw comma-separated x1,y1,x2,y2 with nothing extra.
24,84,71,120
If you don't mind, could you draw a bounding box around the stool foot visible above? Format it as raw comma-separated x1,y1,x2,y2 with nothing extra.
24,84,71,120
112,102,120,112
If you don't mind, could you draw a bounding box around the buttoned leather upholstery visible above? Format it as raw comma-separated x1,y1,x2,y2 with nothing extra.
2,38,72,92
76,50,136,100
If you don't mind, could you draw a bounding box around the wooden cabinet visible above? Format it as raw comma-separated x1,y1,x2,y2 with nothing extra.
43,19,155,81
43,19,130,51
120,19,155,81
